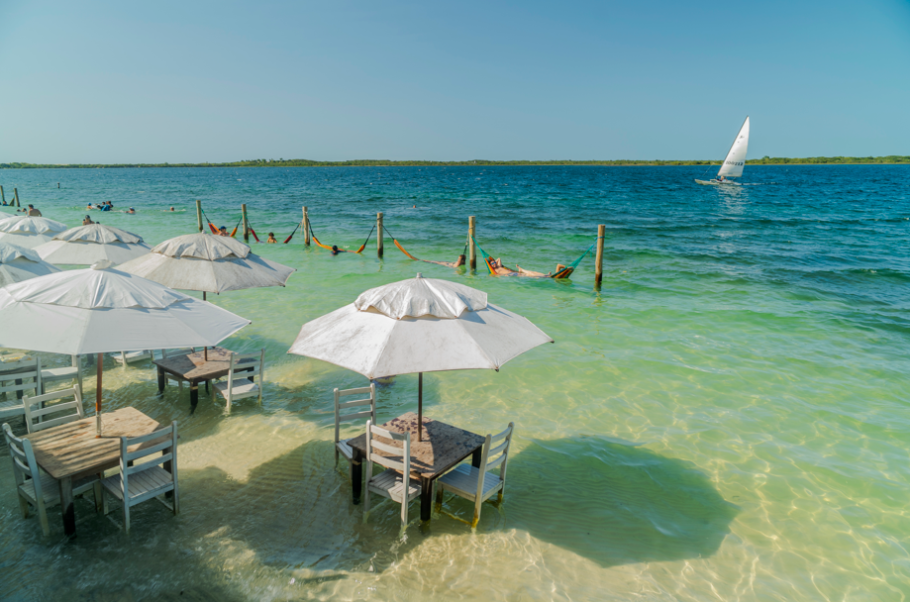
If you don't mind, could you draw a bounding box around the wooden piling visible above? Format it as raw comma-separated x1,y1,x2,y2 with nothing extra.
468,216,476,270
241,204,249,243
0,186,4,204
594,224,605,288
377,212,384,258
302,207,310,246
14,188,20,208
195,200,203,232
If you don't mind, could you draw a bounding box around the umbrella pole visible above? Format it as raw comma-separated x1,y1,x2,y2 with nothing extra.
203,291,208,361
95,352,102,437
418,372,423,442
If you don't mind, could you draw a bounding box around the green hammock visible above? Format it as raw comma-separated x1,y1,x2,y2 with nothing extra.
471,236,595,279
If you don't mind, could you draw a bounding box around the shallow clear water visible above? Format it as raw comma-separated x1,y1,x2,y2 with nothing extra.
0,165,908,601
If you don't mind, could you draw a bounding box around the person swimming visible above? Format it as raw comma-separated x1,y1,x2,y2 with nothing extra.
83,215,94,225
169,207,175,212
266,232,277,243
126,207,136,214
331,245,340,255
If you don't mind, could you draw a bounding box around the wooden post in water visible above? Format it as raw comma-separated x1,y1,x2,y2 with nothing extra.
57,182,60,189
241,204,250,243
302,206,310,246
195,200,203,232
594,224,605,288
14,188,20,208
468,215,476,271
0,186,4,204
377,212,384,258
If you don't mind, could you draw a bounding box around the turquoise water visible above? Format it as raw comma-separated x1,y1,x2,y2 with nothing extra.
0,165,908,600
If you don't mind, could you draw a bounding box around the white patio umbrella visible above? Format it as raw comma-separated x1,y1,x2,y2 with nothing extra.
0,216,68,249
118,232,295,298
288,274,553,439
0,243,61,286
35,223,151,266
0,260,251,435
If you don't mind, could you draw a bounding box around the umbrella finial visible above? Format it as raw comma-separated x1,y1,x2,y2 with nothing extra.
416,273,423,279
91,259,114,270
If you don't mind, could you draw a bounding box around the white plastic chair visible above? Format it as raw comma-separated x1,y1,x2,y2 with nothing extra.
111,350,153,366
101,421,179,534
2,422,101,536
40,355,83,395
0,358,42,421
23,385,85,434
333,384,376,467
212,350,264,411
363,419,421,529
435,422,515,528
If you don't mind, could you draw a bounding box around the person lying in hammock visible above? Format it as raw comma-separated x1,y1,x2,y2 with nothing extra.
420,254,466,268
487,257,572,278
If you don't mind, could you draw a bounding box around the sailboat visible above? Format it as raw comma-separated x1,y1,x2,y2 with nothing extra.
695,116,750,186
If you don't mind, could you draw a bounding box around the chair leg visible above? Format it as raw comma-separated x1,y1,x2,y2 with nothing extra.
123,502,131,535
472,496,482,529
435,486,444,513
93,480,104,513
18,494,29,518
37,502,50,536
334,448,339,468
362,486,371,520
401,495,408,529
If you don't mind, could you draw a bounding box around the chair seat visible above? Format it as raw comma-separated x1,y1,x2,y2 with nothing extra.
111,351,152,364
438,464,502,501
336,439,354,461
367,468,421,503
213,379,258,399
41,367,78,381
102,466,174,501
19,473,98,506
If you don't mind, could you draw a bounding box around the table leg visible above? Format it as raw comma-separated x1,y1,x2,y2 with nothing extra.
472,447,483,468
157,367,165,394
60,477,76,536
351,460,362,504
189,383,198,413
15,378,23,399
420,477,433,522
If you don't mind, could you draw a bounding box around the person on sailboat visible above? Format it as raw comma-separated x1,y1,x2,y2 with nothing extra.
716,175,725,183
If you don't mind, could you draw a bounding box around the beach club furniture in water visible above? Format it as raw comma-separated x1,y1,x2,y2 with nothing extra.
211,349,264,412
154,347,253,413
348,412,485,523
39,354,84,395
0,358,42,421
333,384,377,468
0,260,250,435
3,423,101,536
288,274,552,443
363,419,421,529
102,421,179,535
158,347,200,391
22,385,85,434
112,350,154,366
435,422,515,528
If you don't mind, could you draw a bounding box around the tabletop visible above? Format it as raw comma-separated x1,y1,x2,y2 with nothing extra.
152,347,243,382
348,412,485,480
23,407,162,480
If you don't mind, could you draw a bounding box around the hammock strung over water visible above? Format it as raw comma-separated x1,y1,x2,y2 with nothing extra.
472,236,593,279
307,217,374,254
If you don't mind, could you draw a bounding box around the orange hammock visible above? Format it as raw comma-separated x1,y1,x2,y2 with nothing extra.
308,218,374,254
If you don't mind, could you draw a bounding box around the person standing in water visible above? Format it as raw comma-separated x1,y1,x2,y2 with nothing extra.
266,232,277,243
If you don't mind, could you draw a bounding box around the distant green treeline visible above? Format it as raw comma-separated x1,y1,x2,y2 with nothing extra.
2,156,909,169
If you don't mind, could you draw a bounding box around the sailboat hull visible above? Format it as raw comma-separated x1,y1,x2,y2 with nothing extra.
694,179,741,186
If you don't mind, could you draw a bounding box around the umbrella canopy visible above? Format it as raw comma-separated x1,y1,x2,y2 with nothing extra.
0,216,68,249
0,243,61,286
35,223,151,266
0,260,251,435
117,232,295,293
288,274,552,438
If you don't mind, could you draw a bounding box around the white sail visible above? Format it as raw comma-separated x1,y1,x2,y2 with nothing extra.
717,116,749,178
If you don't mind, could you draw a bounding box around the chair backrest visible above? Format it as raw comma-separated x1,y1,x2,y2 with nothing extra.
476,422,515,496
365,419,411,477
161,348,196,359
23,385,85,433
0,358,42,398
2,423,45,502
119,421,178,500
227,350,264,389
333,384,376,445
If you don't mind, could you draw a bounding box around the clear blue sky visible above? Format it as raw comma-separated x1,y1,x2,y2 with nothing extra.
1,0,908,163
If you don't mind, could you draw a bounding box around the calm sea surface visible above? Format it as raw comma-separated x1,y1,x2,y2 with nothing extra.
0,165,908,601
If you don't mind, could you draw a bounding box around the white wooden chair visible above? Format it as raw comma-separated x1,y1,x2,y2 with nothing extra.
435,422,515,528
111,350,153,366
39,355,83,395
101,421,179,535
23,385,85,434
333,384,376,467
211,350,264,411
0,359,42,422
3,422,101,536
363,419,421,529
